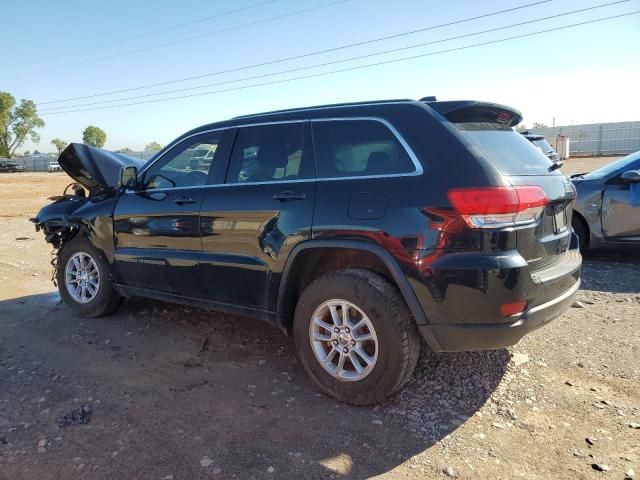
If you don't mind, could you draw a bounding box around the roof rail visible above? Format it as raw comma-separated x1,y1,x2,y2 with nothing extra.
231,98,414,120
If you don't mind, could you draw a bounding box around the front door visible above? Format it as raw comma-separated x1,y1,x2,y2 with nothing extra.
199,121,316,311
602,181,640,240
113,129,231,297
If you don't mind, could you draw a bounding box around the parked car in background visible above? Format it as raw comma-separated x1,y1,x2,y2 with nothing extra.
32,98,581,405
571,150,640,250
521,132,561,162
0,160,25,173
48,161,63,172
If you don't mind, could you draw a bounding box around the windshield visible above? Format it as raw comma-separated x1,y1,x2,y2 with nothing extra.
583,151,640,180
455,123,553,175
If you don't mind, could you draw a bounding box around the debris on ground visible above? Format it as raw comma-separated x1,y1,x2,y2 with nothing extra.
591,463,611,472
199,337,210,353
58,404,92,427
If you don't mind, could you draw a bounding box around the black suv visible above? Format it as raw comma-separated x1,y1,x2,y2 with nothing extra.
33,98,581,405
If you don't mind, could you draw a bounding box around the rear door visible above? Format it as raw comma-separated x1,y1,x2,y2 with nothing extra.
113,129,231,297
199,121,316,310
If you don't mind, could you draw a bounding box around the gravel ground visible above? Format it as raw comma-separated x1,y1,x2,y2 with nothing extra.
0,168,638,479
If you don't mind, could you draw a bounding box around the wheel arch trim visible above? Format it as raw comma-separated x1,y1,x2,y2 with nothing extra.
277,239,443,351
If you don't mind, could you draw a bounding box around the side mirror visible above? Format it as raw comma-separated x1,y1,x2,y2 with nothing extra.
620,169,640,183
119,166,139,189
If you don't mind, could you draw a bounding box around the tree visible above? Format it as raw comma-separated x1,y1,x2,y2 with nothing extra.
51,138,68,155
34,149,41,155
532,122,548,129
116,147,133,153
0,91,46,158
516,124,527,133
144,141,163,152
24,150,30,156
82,126,107,148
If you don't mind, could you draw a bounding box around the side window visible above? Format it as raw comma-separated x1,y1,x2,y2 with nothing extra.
312,120,415,178
226,123,311,184
143,131,223,189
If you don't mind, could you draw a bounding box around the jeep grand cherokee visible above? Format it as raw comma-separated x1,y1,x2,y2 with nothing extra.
33,98,581,405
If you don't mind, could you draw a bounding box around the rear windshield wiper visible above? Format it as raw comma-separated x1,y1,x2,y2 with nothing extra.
548,161,564,172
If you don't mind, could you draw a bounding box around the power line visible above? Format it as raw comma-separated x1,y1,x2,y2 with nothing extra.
2,0,351,80
39,0,554,105
0,0,279,72
39,11,639,116
39,1,630,112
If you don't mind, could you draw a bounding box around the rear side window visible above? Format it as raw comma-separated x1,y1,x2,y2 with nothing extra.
312,119,416,178
455,123,553,175
226,123,312,184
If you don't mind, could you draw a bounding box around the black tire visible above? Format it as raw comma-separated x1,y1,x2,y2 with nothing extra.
571,216,589,251
293,268,420,405
56,236,122,317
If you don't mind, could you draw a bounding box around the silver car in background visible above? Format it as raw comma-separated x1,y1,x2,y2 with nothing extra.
571,151,640,249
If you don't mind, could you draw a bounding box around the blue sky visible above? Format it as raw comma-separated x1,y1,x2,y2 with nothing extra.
1,0,638,152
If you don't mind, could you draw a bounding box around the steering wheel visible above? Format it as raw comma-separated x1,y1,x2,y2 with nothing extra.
185,170,208,185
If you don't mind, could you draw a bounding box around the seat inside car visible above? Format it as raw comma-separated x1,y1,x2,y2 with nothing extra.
247,142,288,182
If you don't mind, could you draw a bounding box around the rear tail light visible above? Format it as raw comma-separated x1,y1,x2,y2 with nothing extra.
500,300,528,317
448,186,548,229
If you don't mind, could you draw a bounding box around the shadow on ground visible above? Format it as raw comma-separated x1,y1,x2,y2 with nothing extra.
579,251,640,294
0,293,509,479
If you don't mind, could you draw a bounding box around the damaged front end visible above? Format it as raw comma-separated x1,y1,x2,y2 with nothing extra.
31,183,88,248
31,143,143,282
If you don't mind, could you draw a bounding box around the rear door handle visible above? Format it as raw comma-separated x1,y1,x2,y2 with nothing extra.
174,197,196,205
273,191,306,201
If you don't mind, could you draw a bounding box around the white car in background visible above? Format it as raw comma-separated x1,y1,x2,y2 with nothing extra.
48,161,63,173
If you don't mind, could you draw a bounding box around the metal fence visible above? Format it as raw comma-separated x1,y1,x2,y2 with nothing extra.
529,121,640,156
1,151,155,172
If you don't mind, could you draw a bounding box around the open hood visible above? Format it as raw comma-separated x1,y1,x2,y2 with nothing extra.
58,143,144,192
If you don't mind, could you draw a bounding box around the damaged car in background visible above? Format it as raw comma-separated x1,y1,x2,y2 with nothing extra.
32,98,581,405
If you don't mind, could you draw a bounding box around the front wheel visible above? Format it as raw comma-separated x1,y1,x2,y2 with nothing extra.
56,237,122,317
571,216,589,251
293,269,420,405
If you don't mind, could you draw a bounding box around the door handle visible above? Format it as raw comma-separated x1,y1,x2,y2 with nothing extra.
273,191,306,201
174,197,196,205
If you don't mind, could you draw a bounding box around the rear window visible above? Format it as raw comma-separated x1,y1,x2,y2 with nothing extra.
532,138,553,153
312,119,416,178
455,123,553,175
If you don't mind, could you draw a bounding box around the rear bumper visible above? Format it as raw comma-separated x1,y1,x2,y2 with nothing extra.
420,278,580,351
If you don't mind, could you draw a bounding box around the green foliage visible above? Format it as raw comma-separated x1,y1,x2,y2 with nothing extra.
24,150,30,156
51,138,68,155
0,91,46,158
144,141,163,152
82,125,107,148
116,147,133,153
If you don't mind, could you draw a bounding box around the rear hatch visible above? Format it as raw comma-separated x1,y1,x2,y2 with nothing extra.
429,101,577,277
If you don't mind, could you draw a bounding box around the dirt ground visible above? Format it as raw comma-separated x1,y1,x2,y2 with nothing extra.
0,159,638,480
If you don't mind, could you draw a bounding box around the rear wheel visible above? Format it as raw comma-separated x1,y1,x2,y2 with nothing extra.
56,237,122,317
293,269,420,405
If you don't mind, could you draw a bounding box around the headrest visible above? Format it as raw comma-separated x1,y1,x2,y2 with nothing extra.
257,142,289,169
367,151,391,175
